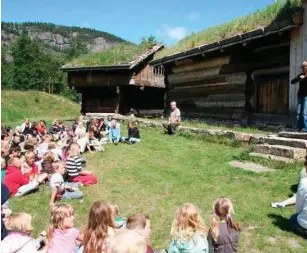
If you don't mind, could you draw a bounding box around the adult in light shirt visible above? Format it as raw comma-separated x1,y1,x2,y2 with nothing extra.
163,101,181,135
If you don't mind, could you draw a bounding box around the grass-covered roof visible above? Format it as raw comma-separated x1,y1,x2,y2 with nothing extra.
63,42,158,68
154,0,302,60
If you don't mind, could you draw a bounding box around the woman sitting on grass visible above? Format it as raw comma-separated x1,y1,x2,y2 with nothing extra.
66,143,97,186
168,203,208,253
122,122,141,144
208,198,240,253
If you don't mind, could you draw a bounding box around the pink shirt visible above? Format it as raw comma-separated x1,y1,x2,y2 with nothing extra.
47,227,79,253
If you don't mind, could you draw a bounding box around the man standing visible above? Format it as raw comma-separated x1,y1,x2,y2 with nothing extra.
163,101,181,135
291,61,307,131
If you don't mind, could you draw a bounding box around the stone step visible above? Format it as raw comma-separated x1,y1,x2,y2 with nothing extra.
249,152,296,163
278,132,307,140
262,136,307,149
229,161,276,173
253,144,306,159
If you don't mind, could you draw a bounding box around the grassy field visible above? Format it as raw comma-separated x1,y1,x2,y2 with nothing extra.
155,0,301,59
1,90,80,125
9,127,307,252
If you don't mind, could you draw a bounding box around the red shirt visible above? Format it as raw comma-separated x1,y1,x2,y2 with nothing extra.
36,125,46,135
23,163,39,178
3,165,30,196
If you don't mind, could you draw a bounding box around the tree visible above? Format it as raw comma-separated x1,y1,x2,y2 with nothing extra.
140,35,157,46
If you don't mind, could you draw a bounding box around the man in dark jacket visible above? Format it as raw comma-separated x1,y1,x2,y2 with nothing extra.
291,61,307,131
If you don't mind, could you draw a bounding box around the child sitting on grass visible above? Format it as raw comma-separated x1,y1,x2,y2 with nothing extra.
49,161,83,209
40,151,55,181
109,203,127,229
126,214,154,253
66,143,97,186
122,122,141,144
208,198,240,253
47,203,83,253
3,157,39,197
168,203,208,253
2,213,39,253
79,201,116,253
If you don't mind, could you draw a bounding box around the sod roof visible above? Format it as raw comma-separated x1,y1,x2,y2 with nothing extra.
62,43,163,69
154,0,302,60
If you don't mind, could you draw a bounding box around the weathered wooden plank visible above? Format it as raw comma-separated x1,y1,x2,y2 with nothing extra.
173,56,230,73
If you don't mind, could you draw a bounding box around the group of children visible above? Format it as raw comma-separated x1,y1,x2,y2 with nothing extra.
1,198,240,253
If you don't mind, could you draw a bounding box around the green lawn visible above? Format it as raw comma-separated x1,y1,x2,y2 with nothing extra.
9,127,307,252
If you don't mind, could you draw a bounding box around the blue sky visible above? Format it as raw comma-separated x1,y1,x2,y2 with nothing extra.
2,0,276,45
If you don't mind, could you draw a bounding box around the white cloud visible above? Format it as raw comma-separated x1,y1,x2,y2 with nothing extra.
188,12,200,21
157,25,187,41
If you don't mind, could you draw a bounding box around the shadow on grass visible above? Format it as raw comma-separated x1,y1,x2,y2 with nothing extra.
268,213,307,239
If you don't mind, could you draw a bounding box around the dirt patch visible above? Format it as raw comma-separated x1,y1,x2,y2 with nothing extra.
266,237,277,244
287,237,302,248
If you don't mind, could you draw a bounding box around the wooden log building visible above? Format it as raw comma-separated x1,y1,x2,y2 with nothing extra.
60,44,165,116
150,2,307,127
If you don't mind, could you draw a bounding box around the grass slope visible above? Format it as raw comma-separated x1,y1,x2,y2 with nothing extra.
10,127,307,252
64,42,154,67
1,90,80,125
155,0,301,59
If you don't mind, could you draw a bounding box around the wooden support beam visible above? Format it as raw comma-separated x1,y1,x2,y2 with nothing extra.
252,42,290,52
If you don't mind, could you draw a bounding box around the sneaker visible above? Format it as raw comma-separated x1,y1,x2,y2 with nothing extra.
271,202,285,208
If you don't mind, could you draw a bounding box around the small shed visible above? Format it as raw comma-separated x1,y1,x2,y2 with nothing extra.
60,44,165,116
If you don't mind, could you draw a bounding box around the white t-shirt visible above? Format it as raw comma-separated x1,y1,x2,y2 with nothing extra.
170,108,181,123
77,137,89,153
296,177,307,229
50,172,65,195
75,127,86,138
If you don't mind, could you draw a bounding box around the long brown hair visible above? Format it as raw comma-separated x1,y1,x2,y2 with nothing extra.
210,198,240,241
83,201,116,253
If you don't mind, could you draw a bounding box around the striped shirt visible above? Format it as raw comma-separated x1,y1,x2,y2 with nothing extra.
66,156,83,177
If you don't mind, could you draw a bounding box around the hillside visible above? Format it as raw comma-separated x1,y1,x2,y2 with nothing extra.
1,90,80,124
1,21,129,60
155,0,302,59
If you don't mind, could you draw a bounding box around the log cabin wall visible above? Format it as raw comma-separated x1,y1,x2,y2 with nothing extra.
164,31,292,125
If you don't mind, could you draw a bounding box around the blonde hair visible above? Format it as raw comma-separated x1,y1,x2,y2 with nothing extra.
170,203,206,240
67,143,80,157
6,213,33,233
48,142,57,150
25,151,35,160
47,203,74,243
210,198,240,241
43,151,55,162
107,230,147,253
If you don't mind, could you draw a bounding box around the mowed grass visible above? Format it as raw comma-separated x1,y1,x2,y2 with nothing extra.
1,90,80,124
9,127,307,252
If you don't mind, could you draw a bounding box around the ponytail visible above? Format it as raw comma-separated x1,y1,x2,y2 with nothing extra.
210,214,220,241
226,215,241,233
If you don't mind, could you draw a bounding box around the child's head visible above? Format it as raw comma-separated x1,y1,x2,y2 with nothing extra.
48,203,74,237
171,203,205,240
48,142,57,150
52,160,66,175
5,213,33,234
40,120,46,127
128,122,134,129
12,134,20,145
24,141,35,151
9,146,21,157
107,230,147,253
126,214,151,242
108,203,119,219
25,151,35,166
67,143,81,157
43,151,55,162
8,157,22,168
210,198,240,241
1,157,6,169
83,202,115,253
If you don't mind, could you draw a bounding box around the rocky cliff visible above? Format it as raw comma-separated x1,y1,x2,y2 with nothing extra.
1,21,128,59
